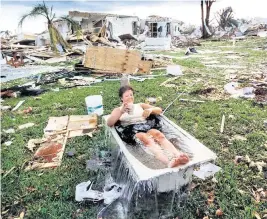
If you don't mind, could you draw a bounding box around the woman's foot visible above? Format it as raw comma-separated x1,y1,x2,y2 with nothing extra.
167,154,189,168
177,153,190,164
168,157,181,168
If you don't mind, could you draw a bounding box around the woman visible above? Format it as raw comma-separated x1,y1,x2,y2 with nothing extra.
107,85,189,168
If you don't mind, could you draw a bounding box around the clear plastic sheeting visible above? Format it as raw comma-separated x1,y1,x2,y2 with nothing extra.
193,162,221,180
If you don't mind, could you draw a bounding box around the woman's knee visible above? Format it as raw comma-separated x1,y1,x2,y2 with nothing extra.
147,129,165,141
135,132,153,145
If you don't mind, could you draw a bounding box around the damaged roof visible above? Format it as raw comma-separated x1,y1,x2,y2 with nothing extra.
146,15,172,22
69,11,138,19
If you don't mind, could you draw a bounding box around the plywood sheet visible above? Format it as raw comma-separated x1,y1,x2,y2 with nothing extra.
138,60,152,74
84,46,141,74
67,114,97,131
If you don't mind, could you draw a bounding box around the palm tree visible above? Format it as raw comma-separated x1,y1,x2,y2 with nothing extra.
18,1,80,53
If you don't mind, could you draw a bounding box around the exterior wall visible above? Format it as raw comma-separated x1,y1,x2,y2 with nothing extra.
171,22,181,36
35,32,50,47
143,37,171,50
140,19,181,37
53,21,70,40
80,18,94,31
17,33,36,41
147,21,170,38
106,16,139,37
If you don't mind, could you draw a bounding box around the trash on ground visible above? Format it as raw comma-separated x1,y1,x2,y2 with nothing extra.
1,105,11,111
67,148,76,157
44,116,69,136
18,123,35,130
224,82,255,98
25,114,98,171
3,128,15,134
167,65,183,76
12,100,25,111
26,138,47,152
179,98,205,103
22,107,33,114
75,180,104,202
193,162,221,180
4,141,13,146
25,134,67,171
145,97,162,105
220,115,225,133
231,135,247,141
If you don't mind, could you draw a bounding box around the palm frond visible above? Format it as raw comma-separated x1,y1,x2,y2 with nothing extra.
18,2,53,27
18,14,30,27
60,15,81,31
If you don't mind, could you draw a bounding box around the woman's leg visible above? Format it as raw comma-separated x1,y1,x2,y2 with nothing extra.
135,132,180,168
147,129,189,164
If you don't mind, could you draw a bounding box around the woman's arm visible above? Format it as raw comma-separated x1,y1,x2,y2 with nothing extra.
140,103,162,115
107,107,123,127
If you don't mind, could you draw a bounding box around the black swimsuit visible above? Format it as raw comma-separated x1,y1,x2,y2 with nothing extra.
115,115,162,144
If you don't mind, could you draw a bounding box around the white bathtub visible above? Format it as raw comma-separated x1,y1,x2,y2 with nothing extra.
103,115,217,193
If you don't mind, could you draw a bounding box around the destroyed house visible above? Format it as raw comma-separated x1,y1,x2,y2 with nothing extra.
140,15,181,50
68,11,140,40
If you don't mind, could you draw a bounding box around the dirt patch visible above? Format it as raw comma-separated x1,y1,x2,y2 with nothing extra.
191,88,216,95
255,88,267,96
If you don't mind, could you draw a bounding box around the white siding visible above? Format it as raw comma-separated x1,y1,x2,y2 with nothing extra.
106,16,139,37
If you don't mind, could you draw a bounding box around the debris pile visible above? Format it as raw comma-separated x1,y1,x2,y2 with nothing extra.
172,36,201,48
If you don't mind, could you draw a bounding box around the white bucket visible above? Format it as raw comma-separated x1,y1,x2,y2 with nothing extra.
85,95,103,116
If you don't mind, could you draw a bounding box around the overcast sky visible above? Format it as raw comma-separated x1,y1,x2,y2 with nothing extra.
0,0,266,34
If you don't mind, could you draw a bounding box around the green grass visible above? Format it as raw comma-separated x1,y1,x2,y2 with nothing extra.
1,37,267,219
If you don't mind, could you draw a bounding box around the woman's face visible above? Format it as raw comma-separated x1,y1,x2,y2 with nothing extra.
122,89,134,104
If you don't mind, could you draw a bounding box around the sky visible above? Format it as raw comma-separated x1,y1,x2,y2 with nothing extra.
0,0,267,34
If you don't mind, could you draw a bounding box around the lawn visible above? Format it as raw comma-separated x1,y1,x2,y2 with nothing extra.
1,37,267,219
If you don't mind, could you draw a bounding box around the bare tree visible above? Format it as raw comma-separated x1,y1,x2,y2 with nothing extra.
201,0,215,38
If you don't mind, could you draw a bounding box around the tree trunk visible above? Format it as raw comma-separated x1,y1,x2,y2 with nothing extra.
201,0,208,38
205,0,211,29
202,0,214,38
48,23,72,53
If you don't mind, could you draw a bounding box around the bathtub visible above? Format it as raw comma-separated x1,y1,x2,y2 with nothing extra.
103,115,217,193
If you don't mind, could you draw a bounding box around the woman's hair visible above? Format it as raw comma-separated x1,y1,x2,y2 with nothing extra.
119,85,134,99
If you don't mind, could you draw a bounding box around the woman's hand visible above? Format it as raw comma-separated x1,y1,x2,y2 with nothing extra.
120,103,129,114
142,108,152,118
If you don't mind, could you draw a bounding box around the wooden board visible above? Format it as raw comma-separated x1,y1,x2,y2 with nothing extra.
137,60,152,74
67,115,97,131
44,116,69,135
84,46,141,74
